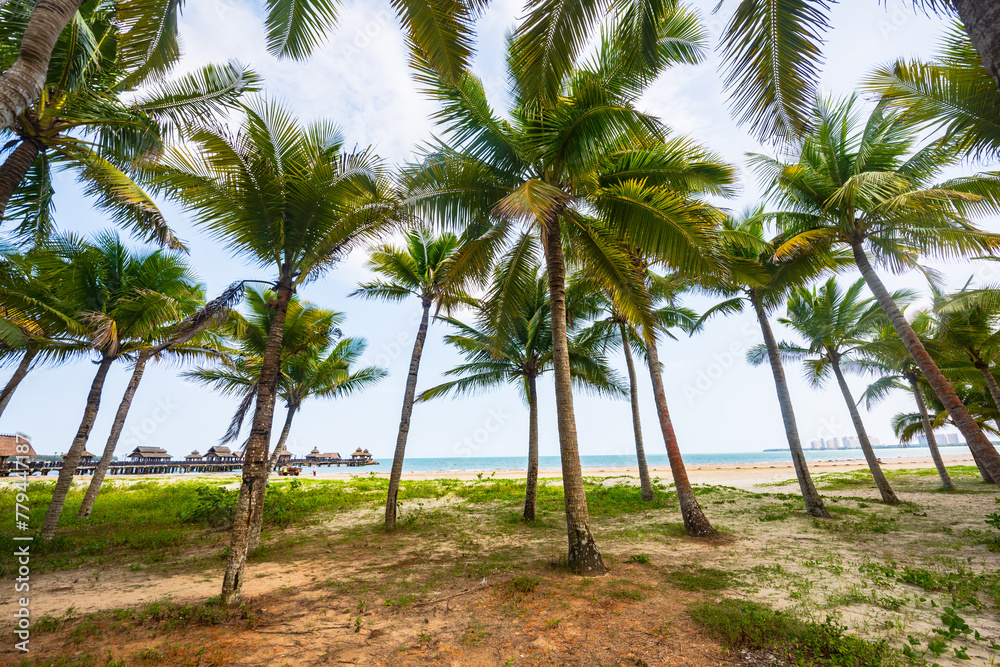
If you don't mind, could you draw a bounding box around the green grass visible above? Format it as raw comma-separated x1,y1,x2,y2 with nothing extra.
690,598,917,666
665,565,731,591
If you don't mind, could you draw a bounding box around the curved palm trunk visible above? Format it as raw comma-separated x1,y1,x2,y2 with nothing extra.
247,403,297,551
908,375,955,491
852,243,1000,484
221,280,293,606
0,138,41,220
620,323,653,501
542,223,606,575
643,327,716,537
523,374,539,521
828,353,899,504
384,298,431,530
41,355,113,541
0,345,37,418
969,357,999,483
0,0,82,132
750,294,828,517
77,353,148,519
954,0,1000,92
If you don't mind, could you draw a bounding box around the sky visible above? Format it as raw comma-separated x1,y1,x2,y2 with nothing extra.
2,0,990,460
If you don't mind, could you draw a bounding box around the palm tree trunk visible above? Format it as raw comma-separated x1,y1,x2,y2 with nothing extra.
828,352,899,504
384,297,431,530
220,279,292,607
0,138,41,220
953,0,1000,92
908,375,955,491
750,293,828,517
41,355,113,541
524,374,539,521
0,345,37,418
247,404,297,551
620,323,654,501
77,353,148,519
0,0,83,131
643,326,716,537
852,242,1000,484
969,357,999,483
542,222,606,575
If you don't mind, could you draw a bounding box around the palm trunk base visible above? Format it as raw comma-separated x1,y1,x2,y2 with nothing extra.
567,526,607,575
679,496,718,538
971,449,995,484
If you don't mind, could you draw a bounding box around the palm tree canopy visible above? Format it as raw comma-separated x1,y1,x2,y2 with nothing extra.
151,98,398,287
0,2,260,248
402,3,737,334
419,266,626,405
758,95,1000,268
350,229,470,308
42,230,204,360
864,23,1000,162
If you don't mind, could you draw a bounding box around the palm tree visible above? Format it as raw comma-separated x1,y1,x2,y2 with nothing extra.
866,23,1000,162
765,278,903,504
39,231,204,540
0,244,82,416
857,322,956,490
418,267,626,521
350,230,472,530
698,211,839,518
402,5,730,571
0,0,482,134
717,0,1000,143
578,271,702,504
762,95,1000,485
186,289,386,549
0,3,259,247
151,99,396,605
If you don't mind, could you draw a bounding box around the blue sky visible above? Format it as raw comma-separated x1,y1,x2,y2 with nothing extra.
2,0,986,459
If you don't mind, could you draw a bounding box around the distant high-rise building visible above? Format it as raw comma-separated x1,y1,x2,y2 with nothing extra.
946,433,961,444
917,434,928,446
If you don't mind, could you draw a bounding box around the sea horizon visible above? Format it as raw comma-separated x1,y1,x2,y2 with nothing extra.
286,445,965,475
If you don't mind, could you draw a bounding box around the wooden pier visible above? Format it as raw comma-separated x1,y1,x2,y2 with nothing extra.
0,457,379,477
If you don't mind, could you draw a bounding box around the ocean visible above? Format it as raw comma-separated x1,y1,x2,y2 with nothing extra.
293,445,966,475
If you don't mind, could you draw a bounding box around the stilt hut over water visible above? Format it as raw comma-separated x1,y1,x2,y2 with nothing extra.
350,448,374,463
306,447,341,462
127,446,171,461
0,433,36,467
204,446,237,461
185,450,203,461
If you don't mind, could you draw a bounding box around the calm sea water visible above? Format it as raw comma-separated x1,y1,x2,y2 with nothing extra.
288,445,968,476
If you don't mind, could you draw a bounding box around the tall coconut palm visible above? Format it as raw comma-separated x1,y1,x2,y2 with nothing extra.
39,231,203,540
403,4,730,570
697,211,844,518
577,271,701,503
186,289,386,549
151,99,397,605
856,322,956,490
761,278,906,504
761,95,1000,485
0,3,259,247
0,0,483,134
350,230,473,530
418,267,626,521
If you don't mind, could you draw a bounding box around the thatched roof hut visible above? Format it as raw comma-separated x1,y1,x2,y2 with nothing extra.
127,446,170,461
185,450,202,460
204,446,236,461
0,434,35,467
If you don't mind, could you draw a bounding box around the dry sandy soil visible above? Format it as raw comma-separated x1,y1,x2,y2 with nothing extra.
2,455,998,667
